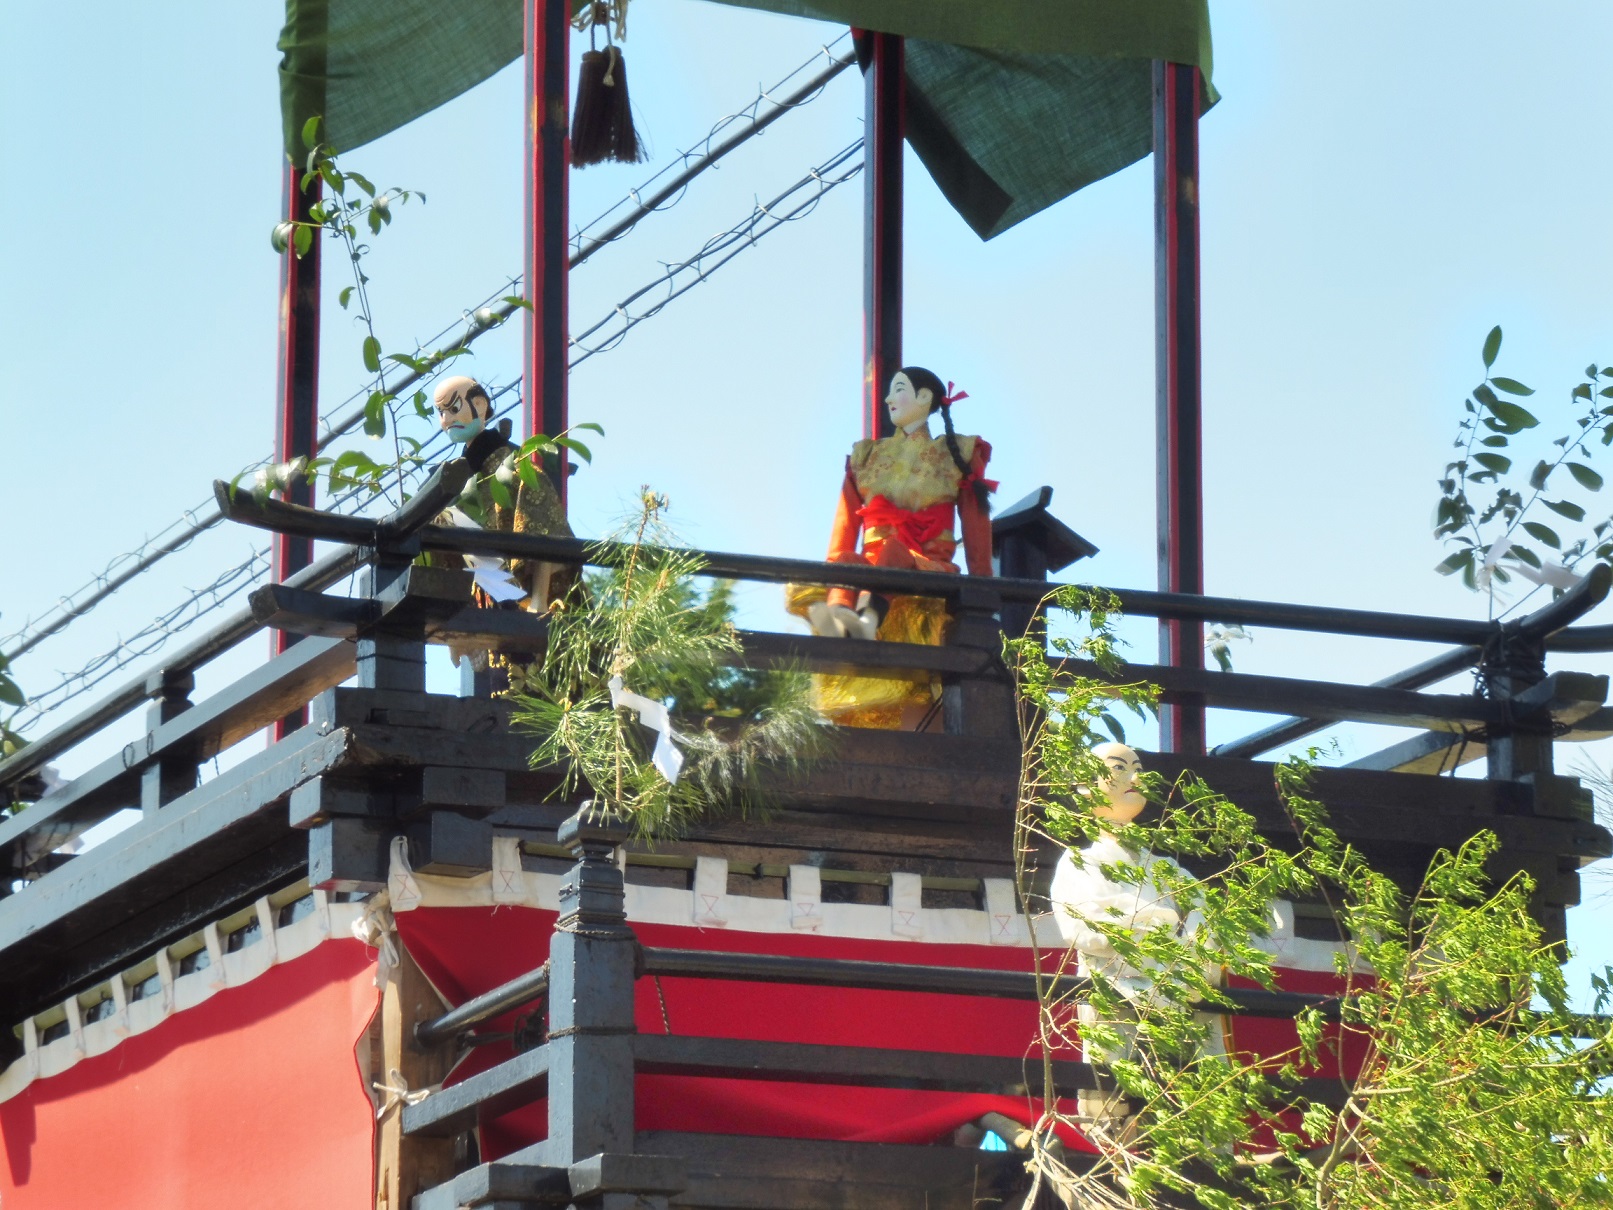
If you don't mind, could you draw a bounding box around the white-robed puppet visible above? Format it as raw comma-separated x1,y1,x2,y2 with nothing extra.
1049,742,1223,1126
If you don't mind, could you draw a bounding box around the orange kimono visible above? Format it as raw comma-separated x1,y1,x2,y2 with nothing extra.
790,429,994,728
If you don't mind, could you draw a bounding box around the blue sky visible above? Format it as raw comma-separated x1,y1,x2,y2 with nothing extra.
3,2,1612,989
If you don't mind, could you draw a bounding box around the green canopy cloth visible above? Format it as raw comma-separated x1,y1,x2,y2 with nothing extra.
278,0,1214,239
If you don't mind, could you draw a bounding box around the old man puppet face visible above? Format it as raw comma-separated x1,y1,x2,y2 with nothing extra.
435,376,492,444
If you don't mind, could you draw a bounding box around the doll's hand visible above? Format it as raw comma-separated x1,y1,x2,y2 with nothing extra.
807,602,879,641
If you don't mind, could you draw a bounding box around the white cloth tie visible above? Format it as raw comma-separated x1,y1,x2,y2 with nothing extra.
608,674,685,783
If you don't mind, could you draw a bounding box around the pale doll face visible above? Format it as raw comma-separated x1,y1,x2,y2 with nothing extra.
1089,741,1147,825
435,380,490,444
885,372,933,432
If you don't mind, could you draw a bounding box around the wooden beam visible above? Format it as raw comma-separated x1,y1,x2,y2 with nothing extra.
637,1131,1046,1210
862,29,903,441
1154,59,1205,755
0,637,353,867
634,1034,1095,1097
1058,656,1503,730
524,0,569,496
403,1045,550,1139
375,946,456,1209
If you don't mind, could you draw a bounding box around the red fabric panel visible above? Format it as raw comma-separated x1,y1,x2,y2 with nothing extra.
0,941,378,1210
396,905,1087,1159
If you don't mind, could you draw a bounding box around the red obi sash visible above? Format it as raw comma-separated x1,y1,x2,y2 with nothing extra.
858,496,955,551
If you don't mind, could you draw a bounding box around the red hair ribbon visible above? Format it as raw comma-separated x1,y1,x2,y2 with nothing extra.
943,381,969,407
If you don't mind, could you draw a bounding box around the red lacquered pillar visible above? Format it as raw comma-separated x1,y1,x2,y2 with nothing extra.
1153,61,1205,755
272,165,321,740
525,0,570,500
862,31,903,440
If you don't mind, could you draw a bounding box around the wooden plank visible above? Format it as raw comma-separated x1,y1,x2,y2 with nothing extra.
0,637,354,867
634,1034,1094,1096
403,1045,550,1139
375,947,457,1208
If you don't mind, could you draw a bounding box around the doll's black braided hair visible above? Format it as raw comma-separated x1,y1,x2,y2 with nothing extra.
898,365,990,511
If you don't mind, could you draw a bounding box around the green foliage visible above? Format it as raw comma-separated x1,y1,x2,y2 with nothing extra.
509,493,824,839
1009,593,1613,1208
1435,326,1613,605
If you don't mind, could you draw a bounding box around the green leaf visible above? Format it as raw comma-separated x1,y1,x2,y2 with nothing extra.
1522,521,1561,548
362,336,382,374
1530,460,1552,490
515,459,542,491
412,390,431,419
553,436,592,463
1574,383,1593,401
338,286,354,310
1509,543,1542,568
1474,383,1500,409
0,679,24,709
318,161,346,197
502,295,534,312
518,435,556,458
386,353,428,373
368,208,383,236
1472,452,1511,474
1569,462,1604,490
1543,498,1586,522
292,224,313,258
487,477,513,510
1482,326,1502,368
348,171,376,197
300,115,322,150
1490,375,1535,396
571,421,606,436
1479,435,1508,447
1488,399,1539,429
1436,550,1473,575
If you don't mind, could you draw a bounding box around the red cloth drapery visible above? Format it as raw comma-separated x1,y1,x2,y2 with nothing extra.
396,905,1091,1160
0,941,377,1210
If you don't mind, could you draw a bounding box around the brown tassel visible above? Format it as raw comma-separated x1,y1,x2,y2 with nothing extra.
571,44,646,167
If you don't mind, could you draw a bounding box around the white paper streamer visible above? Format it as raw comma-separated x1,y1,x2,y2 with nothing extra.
608,674,685,783
445,507,526,603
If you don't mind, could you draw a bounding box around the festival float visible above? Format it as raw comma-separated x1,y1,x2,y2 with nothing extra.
0,2,1608,1208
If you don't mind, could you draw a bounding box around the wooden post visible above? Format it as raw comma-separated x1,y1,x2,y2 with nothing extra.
547,807,638,1164
863,31,903,441
139,668,196,816
1153,61,1205,755
373,945,455,1210
525,0,570,500
272,165,321,741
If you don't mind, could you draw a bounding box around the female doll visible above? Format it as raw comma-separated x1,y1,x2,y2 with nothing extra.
789,366,995,729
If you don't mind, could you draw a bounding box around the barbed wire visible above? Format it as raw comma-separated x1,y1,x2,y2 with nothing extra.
1,38,854,664
569,140,864,367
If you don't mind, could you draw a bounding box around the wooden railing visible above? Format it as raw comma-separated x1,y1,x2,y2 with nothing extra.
0,460,1610,1035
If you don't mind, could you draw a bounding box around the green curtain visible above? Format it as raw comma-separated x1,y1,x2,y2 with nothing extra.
278,0,1213,239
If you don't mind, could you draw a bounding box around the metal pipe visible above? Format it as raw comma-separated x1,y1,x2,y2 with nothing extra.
417,961,550,1047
